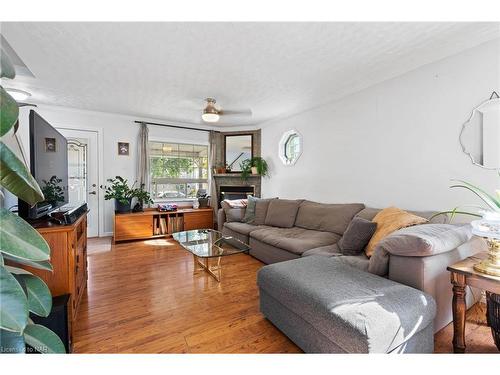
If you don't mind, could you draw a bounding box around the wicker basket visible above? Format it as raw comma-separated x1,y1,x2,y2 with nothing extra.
486,291,500,350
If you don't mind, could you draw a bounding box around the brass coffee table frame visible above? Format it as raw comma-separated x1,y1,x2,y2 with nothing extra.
173,230,250,283
193,254,223,282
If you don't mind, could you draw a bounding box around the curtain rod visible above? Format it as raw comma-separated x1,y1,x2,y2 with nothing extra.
134,120,220,133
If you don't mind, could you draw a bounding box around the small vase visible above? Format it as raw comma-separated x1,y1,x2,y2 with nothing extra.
115,198,132,213
251,166,258,175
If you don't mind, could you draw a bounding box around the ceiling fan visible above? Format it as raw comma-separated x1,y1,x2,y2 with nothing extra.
200,98,252,123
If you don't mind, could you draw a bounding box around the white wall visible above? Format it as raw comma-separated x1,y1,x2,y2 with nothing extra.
261,39,500,212
15,105,209,236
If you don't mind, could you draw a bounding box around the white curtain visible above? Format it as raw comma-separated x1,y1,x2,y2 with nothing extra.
208,130,218,217
137,122,150,205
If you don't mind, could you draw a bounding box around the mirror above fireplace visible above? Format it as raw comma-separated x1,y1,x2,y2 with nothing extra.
224,134,253,172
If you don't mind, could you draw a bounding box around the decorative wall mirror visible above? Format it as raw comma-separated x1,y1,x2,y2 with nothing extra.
224,134,253,172
279,129,302,166
460,91,500,170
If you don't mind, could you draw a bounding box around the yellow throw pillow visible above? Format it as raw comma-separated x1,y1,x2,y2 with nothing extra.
364,207,428,257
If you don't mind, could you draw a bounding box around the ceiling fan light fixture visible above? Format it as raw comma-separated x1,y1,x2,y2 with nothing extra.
201,98,220,122
201,112,220,122
5,88,31,101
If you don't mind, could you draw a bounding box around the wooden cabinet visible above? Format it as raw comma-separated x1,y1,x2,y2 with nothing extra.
114,215,154,242
184,210,213,231
113,208,213,243
18,213,88,350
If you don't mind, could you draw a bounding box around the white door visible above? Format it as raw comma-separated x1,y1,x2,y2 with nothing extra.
57,128,100,238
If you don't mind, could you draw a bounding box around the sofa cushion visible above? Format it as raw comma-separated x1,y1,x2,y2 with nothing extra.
338,217,377,255
223,221,268,236
295,201,365,235
242,195,257,223
375,224,472,257
253,198,276,225
338,254,370,272
302,244,341,257
264,199,301,228
221,200,246,222
250,226,340,255
257,256,436,353
365,207,428,257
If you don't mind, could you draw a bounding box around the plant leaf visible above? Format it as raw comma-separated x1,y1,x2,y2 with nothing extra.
451,179,500,212
18,274,52,317
0,265,28,332
0,209,50,262
0,48,16,79
1,253,53,272
0,328,25,353
0,141,44,205
23,324,65,353
0,86,19,137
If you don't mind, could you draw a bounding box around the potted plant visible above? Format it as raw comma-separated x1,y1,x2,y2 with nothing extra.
132,184,153,212
0,48,65,353
196,189,210,208
240,157,269,181
41,175,64,207
100,176,136,213
437,178,500,348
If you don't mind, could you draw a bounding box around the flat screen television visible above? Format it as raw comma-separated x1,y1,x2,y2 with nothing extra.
18,110,69,219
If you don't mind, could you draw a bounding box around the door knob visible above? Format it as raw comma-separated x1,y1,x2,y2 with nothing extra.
88,191,97,195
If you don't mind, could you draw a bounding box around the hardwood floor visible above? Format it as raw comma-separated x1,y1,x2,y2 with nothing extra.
74,237,498,353
73,237,300,353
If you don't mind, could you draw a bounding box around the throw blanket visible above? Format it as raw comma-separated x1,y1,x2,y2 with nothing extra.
222,199,248,208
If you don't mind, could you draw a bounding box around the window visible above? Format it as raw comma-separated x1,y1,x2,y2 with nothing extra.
285,134,300,161
149,141,208,200
278,129,302,166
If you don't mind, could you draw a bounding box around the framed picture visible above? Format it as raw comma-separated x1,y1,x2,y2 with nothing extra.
45,137,56,152
118,142,129,156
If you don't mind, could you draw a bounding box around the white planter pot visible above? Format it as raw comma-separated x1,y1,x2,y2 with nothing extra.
251,167,258,175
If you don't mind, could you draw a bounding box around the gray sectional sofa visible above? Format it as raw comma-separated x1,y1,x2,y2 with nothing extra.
218,198,485,335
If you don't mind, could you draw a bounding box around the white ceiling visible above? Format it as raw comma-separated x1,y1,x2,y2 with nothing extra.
1,22,499,127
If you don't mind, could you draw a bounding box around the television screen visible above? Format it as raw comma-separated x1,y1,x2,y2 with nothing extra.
18,110,69,219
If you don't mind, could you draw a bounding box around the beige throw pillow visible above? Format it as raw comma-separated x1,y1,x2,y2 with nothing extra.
364,206,428,257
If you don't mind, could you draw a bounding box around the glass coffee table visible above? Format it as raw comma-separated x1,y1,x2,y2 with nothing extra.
172,229,250,282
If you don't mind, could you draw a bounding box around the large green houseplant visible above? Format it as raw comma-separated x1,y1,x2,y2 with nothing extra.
100,176,137,213
0,48,65,353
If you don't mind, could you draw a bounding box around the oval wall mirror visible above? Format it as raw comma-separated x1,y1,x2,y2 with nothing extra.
459,91,500,170
279,129,302,166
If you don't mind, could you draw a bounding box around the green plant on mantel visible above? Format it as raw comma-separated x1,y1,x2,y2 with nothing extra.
240,157,269,181
0,48,65,353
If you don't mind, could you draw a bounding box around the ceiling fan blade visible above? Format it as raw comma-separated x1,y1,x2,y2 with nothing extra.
220,109,252,116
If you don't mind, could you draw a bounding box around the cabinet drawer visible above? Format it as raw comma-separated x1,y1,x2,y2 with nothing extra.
115,215,154,240
183,211,213,231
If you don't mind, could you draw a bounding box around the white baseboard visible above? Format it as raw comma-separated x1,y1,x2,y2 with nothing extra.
100,231,113,238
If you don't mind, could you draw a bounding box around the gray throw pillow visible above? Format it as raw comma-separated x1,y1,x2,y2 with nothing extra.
242,195,258,223
264,199,301,228
338,217,377,256
253,198,276,225
221,201,246,223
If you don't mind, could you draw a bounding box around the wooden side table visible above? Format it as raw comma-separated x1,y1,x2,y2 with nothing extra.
447,252,500,353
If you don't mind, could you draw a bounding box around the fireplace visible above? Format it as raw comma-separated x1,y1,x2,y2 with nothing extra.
219,185,255,206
